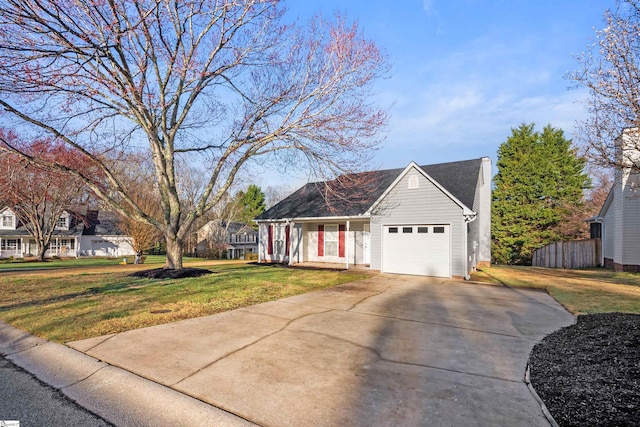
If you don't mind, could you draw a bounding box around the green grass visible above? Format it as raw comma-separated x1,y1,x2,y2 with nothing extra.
0,255,178,269
472,265,640,315
0,262,367,342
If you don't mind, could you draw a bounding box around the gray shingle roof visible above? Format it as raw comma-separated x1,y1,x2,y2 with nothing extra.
256,158,483,220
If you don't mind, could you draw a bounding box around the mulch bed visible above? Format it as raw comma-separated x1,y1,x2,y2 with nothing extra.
529,312,640,426
127,268,212,279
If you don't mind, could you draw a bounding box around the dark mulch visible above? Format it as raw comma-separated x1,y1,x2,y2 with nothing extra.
529,313,640,426
127,268,213,279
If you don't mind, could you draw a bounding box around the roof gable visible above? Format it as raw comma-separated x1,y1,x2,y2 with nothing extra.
255,158,484,221
366,162,475,216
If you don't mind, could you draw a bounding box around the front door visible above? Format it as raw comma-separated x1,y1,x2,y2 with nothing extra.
363,224,370,265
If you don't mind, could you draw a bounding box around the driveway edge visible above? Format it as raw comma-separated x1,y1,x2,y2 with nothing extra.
0,321,255,427
525,364,559,427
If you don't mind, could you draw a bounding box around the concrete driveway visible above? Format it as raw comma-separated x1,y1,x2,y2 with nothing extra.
68,275,574,426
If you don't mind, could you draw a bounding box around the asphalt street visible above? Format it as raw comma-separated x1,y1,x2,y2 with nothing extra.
0,355,111,427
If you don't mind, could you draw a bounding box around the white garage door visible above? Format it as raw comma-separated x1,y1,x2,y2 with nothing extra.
382,225,450,277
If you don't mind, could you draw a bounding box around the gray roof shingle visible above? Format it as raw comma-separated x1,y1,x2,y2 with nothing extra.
256,158,483,220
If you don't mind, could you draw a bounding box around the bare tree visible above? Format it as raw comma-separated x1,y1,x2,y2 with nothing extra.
0,130,94,260
112,155,163,259
570,0,640,171
198,192,243,259
0,0,389,270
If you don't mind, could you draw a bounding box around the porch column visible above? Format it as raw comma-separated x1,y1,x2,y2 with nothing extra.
345,220,350,270
288,221,293,266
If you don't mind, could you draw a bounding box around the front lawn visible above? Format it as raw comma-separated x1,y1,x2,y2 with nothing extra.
472,265,640,314
0,263,366,343
0,255,192,270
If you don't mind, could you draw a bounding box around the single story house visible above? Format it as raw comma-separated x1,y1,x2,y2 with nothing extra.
0,207,134,259
589,131,640,272
196,221,258,259
255,158,491,278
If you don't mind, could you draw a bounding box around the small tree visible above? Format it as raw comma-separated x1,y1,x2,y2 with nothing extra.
199,193,243,259
113,156,163,259
0,0,389,270
492,124,590,265
235,184,266,228
0,130,94,260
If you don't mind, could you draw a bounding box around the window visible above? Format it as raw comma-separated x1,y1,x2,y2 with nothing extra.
402,227,413,233
274,225,285,256
417,227,429,233
388,227,398,233
433,226,445,234
1,214,14,228
408,175,419,189
50,239,75,251
324,225,338,257
57,216,68,228
1,239,21,251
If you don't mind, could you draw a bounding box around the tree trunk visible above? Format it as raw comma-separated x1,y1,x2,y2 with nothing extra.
165,236,184,270
37,242,47,262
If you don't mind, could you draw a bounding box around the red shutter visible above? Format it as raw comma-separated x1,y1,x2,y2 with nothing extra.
318,225,324,256
339,224,345,257
285,225,290,257
267,225,273,255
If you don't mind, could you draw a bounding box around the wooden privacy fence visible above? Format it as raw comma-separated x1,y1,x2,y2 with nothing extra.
532,239,602,269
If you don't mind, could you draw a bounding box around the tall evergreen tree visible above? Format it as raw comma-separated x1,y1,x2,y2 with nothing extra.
236,184,266,228
492,124,590,265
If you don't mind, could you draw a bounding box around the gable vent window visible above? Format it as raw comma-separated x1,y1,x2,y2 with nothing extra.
433,226,445,234
402,227,413,233
388,227,398,233
408,175,419,189
417,227,429,233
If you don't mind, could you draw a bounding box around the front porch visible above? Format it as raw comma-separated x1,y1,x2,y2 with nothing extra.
258,219,371,268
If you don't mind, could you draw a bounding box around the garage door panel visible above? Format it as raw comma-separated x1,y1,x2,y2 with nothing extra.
382,225,450,277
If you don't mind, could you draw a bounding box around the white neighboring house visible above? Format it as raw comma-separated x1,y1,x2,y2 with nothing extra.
0,207,134,259
196,221,258,259
254,158,492,279
589,130,640,272
77,210,135,258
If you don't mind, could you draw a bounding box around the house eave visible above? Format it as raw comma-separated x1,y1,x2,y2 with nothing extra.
255,214,370,223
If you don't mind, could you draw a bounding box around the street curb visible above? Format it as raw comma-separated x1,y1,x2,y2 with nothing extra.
525,364,559,427
0,321,255,427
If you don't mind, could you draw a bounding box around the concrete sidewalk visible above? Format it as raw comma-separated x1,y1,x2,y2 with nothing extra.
2,275,574,426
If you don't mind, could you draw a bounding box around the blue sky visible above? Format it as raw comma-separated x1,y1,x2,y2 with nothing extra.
268,0,616,187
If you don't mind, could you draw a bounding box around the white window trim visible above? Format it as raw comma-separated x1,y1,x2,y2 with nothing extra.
324,224,339,257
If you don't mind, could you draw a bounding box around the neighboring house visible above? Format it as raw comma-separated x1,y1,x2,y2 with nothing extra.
196,221,258,259
254,158,491,278
0,207,134,259
77,210,136,258
589,131,640,272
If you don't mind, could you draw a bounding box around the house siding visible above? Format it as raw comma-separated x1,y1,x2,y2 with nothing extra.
78,236,135,257
369,168,466,277
602,197,615,262
476,157,492,267
621,169,640,265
